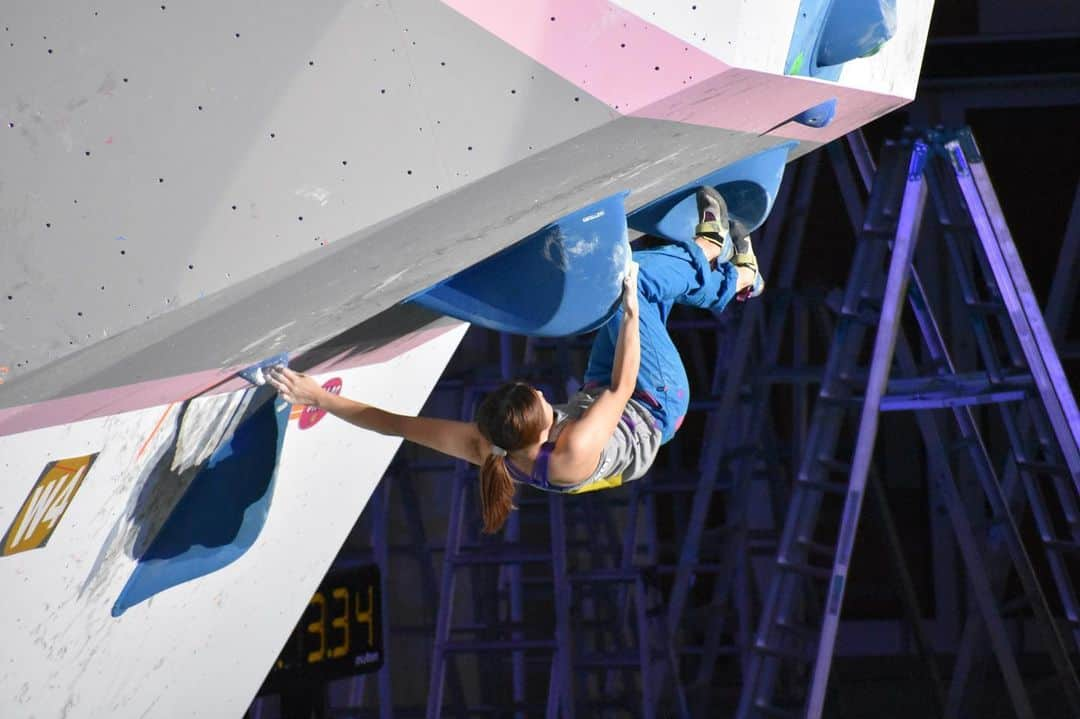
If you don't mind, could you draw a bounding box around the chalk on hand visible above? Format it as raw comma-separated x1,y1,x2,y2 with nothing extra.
239,352,290,386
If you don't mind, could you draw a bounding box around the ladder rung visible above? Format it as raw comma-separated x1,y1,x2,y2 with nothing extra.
577,651,662,668
837,306,880,326
798,477,849,495
965,299,1007,315
1016,459,1071,476
816,456,853,475
571,568,641,582
679,643,739,658
863,224,900,238
775,618,819,646
948,437,979,456
441,639,557,653
753,700,800,719
777,556,833,580
817,392,865,410
796,537,838,559
1044,538,1080,554
751,639,810,662
449,549,551,565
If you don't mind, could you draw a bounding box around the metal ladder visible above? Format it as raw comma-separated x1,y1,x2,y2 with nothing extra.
920,132,1080,717
737,132,1080,718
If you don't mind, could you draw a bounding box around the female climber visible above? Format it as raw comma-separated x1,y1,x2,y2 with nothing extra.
268,187,762,534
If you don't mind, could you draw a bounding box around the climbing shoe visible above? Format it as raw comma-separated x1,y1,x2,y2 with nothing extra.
695,186,733,264
731,219,758,275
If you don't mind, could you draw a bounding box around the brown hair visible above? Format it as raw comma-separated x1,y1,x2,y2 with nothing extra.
474,382,549,534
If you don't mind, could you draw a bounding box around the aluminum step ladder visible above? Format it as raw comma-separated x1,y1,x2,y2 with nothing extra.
736,132,1080,719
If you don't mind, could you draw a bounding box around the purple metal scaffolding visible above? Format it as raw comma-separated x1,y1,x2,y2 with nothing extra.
736,130,1080,719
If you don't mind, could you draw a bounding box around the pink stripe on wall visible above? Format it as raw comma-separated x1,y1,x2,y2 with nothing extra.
0,320,464,439
443,0,728,114
633,66,907,140
444,0,908,142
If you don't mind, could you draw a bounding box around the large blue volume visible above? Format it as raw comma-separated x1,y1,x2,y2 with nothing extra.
410,192,632,337
627,142,797,243
112,391,289,616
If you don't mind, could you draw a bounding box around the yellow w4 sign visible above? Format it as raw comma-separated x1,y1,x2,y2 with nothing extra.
3,454,97,557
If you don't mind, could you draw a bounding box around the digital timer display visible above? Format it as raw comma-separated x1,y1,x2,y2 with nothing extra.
261,564,383,693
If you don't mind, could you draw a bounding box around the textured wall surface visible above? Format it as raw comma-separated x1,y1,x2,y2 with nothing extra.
0,318,466,718
1,0,931,424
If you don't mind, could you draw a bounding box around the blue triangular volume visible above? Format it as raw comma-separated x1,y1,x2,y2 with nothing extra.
409,192,632,338
111,391,289,616
626,142,796,245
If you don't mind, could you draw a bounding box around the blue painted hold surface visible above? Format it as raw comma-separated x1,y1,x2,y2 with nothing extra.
409,192,631,337
785,0,897,82
111,390,288,616
626,142,796,244
817,0,897,68
793,98,838,128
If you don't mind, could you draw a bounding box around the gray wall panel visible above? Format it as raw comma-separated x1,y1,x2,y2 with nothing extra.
1,0,615,380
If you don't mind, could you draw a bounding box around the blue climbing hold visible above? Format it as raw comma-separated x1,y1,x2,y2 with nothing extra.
626,142,796,244
793,98,838,128
785,0,897,83
111,389,288,616
817,0,897,68
410,192,632,337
